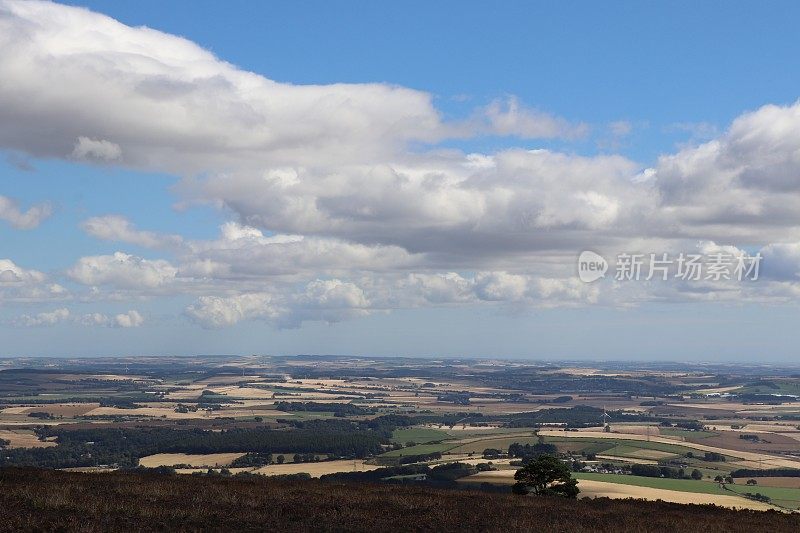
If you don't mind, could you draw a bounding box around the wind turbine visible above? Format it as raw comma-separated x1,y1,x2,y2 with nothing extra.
601,405,611,431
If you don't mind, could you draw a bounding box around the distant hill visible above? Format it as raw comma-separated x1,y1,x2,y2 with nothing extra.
0,468,798,532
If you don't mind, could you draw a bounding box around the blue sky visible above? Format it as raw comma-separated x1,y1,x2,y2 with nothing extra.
2,0,800,360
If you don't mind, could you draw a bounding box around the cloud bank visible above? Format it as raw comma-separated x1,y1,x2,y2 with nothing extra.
3,0,800,329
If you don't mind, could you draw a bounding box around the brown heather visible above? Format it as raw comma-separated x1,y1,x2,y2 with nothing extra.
0,468,798,532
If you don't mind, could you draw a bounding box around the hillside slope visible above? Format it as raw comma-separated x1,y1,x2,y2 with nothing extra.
0,469,797,532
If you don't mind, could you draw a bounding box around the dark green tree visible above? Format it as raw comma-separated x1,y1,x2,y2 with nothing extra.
691,469,703,480
512,455,579,498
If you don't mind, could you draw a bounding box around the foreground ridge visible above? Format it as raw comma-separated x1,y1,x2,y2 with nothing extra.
0,468,797,532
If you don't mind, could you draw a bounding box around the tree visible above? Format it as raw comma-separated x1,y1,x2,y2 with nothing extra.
746,479,758,486
276,455,285,464
691,469,703,480
512,455,579,498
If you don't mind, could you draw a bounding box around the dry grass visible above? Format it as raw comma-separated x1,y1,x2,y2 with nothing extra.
459,471,775,511
252,459,379,477
733,477,800,489
138,453,245,468
0,429,57,449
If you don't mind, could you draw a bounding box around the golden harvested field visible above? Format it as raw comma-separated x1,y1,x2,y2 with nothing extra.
576,479,776,511
0,403,100,417
212,386,276,399
85,406,208,419
252,460,380,477
138,453,246,468
0,429,56,448
458,471,775,511
609,425,661,436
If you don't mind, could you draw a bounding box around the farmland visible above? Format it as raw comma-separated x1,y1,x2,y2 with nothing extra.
1,355,800,515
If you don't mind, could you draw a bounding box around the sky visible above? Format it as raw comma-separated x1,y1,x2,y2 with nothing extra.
2,0,800,360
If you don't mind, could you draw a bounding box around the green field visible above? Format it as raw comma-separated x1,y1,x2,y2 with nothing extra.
601,444,680,460
575,473,800,508
391,428,450,444
543,436,696,457
448,435,539,454
575,473,729,495
725,484,800,510
735,380,800,396
380,443,456,457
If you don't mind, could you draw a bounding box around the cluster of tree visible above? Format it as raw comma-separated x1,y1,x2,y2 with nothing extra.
321,464,429,483
292,453,320,463
506,406,604,428
482,448,503,459
743,492,772,503
704,452,726,462
285,414,411,439
230,453,274,467
98,399,143,409
536,396,573,404
397,452,442,465
512,455,579,498
0,437,9,448
739,434,761,442
274,401,373,417
427,462,477,481
435,393,471,406
27,411,56,420
630,464,702,480
480,369,684,396
508,441,558,460
672,421,705,431
730,468,800,478
736,393,790,405
0,426,389,469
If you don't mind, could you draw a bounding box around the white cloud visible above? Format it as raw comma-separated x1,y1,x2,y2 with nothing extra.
0,258,67,303
481,96,589,139
112,309,143,327
0,0,448,172
72,136,121,161
6,0,800,330
15,308,144,328
185,293,284,329
67,252,178,289
0,194,52,229
81,215,183,249
15,307,70,327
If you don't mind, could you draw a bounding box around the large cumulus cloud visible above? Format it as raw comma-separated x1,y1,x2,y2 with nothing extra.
4,0,800,329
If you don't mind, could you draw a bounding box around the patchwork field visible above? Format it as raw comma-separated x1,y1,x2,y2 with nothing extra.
3,356,800,519
138,453,246,468
252,460,380,477
0,429,56,449
458,471,777,510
